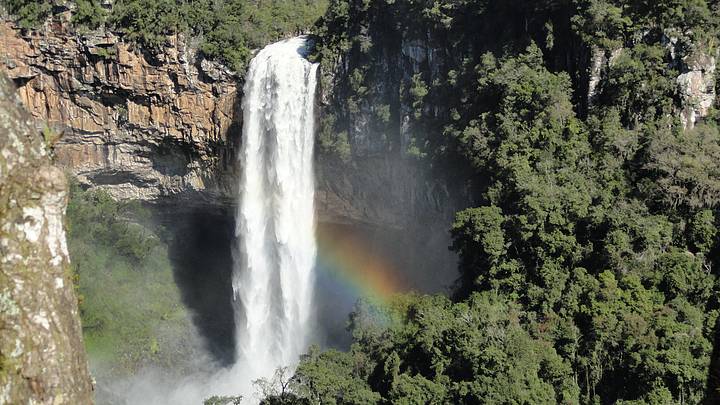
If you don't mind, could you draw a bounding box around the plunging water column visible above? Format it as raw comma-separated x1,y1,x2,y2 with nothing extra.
233,36,318,391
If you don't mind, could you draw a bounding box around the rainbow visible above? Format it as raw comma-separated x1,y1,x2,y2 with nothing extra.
315,224,408,306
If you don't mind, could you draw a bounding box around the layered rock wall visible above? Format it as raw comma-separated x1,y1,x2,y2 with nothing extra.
0,19,240,205
0,18,457,230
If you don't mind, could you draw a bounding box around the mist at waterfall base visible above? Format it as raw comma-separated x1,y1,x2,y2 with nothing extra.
96,37,457,404
98,221,455,405
232,34,318,396
96,36,318,405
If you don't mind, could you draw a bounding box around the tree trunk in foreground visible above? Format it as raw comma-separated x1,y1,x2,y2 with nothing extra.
0,73,93,404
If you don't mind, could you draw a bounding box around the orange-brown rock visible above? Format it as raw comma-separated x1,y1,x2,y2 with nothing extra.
0,17,458,233
0,18,240,204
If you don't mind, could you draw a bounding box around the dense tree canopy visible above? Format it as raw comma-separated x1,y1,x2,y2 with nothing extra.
263,294,578,404
288,1,720,404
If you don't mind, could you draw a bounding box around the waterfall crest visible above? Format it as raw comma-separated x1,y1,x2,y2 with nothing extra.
233,36,318,393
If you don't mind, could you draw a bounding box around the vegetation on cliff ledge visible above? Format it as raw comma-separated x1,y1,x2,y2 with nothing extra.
1,0,327,72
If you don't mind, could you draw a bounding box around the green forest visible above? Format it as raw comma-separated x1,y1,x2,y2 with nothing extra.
274,1,720,404
4,0,720,404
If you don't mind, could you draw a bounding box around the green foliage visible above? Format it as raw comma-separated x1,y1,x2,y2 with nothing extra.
72,0,106,30
596,45,678,127
241,0,328,48
450,206,509,295
93,45,116,60
408,74,428,119
305,1,720,403
688,210,717,254
573,0,718,47
641,122,720,211
192,0,249,72
67,181,157,264
109,0,326,70
255,368,311,405
1,0,51,29
290,293,578,404
293,347,381,404
109,0,179,48
317,113,352,162
204,395,243,405
375,104,391,123
41,125,61,149
3,0,327,72
442,44,720,402
66,180,192,376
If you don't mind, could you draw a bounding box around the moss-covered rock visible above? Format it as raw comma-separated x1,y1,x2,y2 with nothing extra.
0,73,93,404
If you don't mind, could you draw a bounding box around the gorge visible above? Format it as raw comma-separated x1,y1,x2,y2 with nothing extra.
0,11,461,374
2,1,720,404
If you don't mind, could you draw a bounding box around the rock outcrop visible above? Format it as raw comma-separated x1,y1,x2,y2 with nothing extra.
678,49,717,130
0,18,240,206
587,46,623,105
0,73,93,403
587,38,718,129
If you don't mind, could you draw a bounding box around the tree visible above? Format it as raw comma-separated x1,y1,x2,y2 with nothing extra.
289,294,578,404
308,2,720,403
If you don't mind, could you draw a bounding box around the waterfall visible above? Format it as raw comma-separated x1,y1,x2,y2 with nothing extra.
232,36,318,394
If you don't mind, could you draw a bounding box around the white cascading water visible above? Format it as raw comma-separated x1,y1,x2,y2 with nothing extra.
232,36,318,394
116,38,318,405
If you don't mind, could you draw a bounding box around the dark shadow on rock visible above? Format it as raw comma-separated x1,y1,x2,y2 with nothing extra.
152,78,242,367
158,204,237,366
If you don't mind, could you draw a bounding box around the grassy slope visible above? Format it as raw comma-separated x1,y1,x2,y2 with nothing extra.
66,181,194,378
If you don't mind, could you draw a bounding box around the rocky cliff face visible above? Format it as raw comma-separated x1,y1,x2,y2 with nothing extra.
588,40,718,130
0,18,458,232
0,73,93,404
313,29,467,289
315,27,466,226
0,18,241,206
677,48,717,129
